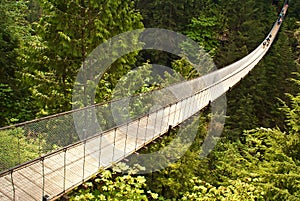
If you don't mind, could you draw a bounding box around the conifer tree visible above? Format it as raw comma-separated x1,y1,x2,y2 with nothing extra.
0,0,36,126
22,0,143,116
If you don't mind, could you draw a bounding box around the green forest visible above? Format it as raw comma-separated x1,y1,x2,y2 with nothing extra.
1,0,300,200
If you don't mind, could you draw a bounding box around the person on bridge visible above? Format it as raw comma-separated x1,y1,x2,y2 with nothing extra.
266,38,271,46
279,12,284,18
263,41,267,48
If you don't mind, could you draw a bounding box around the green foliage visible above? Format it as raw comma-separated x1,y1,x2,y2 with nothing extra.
136,0,219,32
136,0,225,74
66,124,300,200
181,178,264,201
215,0,276,66
26,0,42,23
0,84,18,125
0,128,45,171
0,0,33,83
288,0,300,21
0,0,37,126
185,10,224,55
21,0,143,116
66,164,159,201
280,73,300,134
111,63,162,119
171,58,200,79
142,115,211,199
211,128,300,200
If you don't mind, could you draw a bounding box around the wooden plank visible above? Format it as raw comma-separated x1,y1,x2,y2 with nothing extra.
0,174,13,200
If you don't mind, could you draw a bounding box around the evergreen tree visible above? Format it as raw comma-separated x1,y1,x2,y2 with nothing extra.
210,128,300,200
136,0,211,31
0,0,36,126
21,0,143,116
218,0,299,138
215,0,276,67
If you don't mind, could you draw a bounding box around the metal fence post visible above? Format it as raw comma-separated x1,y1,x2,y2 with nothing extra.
42,157,45,196
112,128,117,161
152,109,159,140
187,97,193,119
99,134,102,168
173,102,178,126
190,96,194,117
183,98,188,121
11,170,15,200
177,101,182,126
123,123,129,158
205,90,209,106
143,114,150,146
201,90,206,109
159,106,166,136
197,92,202,109
134,119,141,150
42,195,50,201
191,95,197,116
63,149,67,192
165,105,171,134
83,141,86,182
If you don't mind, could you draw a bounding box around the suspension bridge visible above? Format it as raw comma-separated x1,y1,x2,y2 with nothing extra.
0,2,289,200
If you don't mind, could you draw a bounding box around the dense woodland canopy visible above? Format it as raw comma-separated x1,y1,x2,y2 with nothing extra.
0,0,300,200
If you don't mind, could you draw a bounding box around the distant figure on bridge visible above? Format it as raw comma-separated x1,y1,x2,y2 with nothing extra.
266,37,271,47
279,12,284,18
277,17,282,25
263,41,267,48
